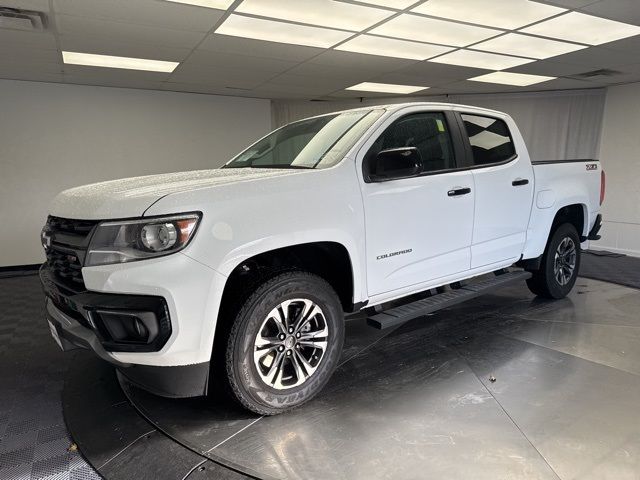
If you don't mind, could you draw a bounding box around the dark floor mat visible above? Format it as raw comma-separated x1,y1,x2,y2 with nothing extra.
0,276,100,480
580,250,640,290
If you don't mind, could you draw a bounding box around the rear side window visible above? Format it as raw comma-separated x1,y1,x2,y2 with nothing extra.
461,114,516,166
365,112,456,174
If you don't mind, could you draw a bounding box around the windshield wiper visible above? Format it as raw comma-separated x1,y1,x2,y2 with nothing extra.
251,164,314,169
223,164,313,169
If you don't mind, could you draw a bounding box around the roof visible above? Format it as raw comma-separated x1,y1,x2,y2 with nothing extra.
380,102,507,116
299,102,508,122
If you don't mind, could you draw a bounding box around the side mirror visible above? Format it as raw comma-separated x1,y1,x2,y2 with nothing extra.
369,147,423,181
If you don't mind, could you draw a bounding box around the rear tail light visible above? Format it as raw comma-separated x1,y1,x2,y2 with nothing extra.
600,169,606,205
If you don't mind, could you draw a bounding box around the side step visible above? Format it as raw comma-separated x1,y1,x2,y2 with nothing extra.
367,270,532,330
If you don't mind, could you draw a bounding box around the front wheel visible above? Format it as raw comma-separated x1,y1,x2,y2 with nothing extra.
526,222,581,299
224,272,344,415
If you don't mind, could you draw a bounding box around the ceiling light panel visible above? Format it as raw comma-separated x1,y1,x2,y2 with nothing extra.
346,82,429,94
469,71,556,86
62,51,179,72
235,0,393,31
163,0,234,9
354,0,417,8
522,12,640,46
370,14,501,48
473,33,586,60
215,14,353,48
429,50,533,70
412,0,566,30
335,35,454,60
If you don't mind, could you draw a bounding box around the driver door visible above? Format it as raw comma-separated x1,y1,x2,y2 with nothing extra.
360,110,475,297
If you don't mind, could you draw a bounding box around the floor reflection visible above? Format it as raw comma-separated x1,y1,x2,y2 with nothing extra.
123,278,640,480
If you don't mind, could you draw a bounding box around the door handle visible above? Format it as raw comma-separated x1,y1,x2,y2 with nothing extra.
512,178,529,186
447,187,471,197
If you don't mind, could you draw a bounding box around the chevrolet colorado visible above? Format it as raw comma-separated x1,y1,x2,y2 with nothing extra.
40,102,604,415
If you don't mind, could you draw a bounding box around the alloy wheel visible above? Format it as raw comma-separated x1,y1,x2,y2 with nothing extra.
554,236,577,286
253,298,329,390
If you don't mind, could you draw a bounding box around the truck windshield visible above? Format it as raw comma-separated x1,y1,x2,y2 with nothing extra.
224,109,383,170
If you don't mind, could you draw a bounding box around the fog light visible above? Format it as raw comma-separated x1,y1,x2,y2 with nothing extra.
133,317,148,339
94,310,159,345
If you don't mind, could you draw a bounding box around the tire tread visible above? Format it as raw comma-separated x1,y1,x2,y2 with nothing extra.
526,223,581,299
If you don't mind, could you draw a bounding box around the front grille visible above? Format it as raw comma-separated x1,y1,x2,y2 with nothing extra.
48,216,97,236
46,248,84,288
44,216,99,291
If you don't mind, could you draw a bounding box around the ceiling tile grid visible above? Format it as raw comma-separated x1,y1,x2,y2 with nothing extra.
52,0,226,32
0,0,638,99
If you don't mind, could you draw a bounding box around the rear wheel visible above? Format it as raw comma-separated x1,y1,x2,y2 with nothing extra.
526,223,581,299
224,271,344,415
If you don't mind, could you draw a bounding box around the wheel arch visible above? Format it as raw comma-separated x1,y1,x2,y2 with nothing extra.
550,203,587,239
221,241,356,312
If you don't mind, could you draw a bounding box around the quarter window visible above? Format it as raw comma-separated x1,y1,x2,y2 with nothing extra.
461,114,516,166
366,112,456,174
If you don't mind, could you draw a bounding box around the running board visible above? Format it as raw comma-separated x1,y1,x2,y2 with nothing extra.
367,270,532,330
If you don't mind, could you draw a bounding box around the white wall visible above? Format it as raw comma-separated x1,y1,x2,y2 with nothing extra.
596,82,640,257
0,79,271,267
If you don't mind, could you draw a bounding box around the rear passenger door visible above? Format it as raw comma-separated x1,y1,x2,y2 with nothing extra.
456,112,534,269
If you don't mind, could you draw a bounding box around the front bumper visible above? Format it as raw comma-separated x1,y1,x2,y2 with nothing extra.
40,264,172,352
41,265,211,397
45,295,128,366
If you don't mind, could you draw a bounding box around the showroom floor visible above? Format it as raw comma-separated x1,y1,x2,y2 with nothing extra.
1,253,640,479
0,274,99,480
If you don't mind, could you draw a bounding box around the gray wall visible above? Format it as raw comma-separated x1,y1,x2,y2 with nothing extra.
2,79,634,267
0,79,271,267
597,82,640,257
272,89,606,162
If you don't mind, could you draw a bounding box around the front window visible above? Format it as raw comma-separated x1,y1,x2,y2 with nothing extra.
365,112,456,175
224,109,383,170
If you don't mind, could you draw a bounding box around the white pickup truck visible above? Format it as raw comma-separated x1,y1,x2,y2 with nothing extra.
40,102,604,415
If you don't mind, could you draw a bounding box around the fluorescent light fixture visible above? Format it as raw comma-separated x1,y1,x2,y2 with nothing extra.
429,50,533,70
164,0,234,9
215,14,352,48
469,71,556,86
235,0,393,31
345,82,429,94
522,11,640,46
412,0,566,30
355,0,417,8
370,14,501,48
468,130,510,150
473,33,586,60
336,35,454,60
62,51,178,72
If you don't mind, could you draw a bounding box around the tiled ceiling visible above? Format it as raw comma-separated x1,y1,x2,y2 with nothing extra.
0,0,639,100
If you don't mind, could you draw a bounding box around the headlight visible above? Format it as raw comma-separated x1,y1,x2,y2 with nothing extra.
85,213,201,267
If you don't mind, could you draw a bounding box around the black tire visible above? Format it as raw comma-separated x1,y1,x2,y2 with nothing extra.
526,223,581,299
224,271,344,415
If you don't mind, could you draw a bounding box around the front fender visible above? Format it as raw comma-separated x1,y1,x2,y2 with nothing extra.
144,164,368,304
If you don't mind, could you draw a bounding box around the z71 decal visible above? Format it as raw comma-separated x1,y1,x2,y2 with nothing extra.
377,249,412,260
586,163,598,171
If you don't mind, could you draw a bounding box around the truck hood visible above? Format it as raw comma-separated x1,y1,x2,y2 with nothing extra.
49,168,301,220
